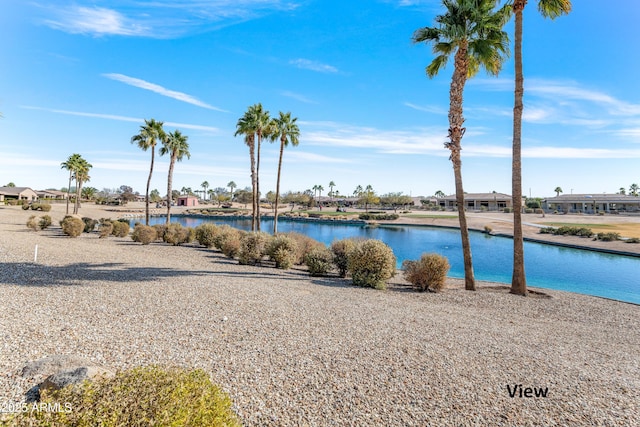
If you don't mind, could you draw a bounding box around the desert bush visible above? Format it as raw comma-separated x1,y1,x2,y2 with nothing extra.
596,232,620,242
131,224,158,245
98,221,113,238
358,213,399,220
111,220,130,238
163,223,195,246
575,227,594,238
239,232,270,265
22,203,30,210
61,216,84,238
26,215,38,231
7,365,240,427
331,238,358,278
195,223,220,248
347,239,396,290
153,224,168,241
483,225,493,234
304,246,334,276
285,232,324,265
539,227,555,234
82,217,98,233
503,207,512,213
626,237,640,243
524,208,534,214
39,215,52,230
40,203,52,212
402,253,450,292
266,234,298,269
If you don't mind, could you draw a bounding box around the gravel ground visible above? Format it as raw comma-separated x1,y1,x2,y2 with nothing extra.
1,205,639,426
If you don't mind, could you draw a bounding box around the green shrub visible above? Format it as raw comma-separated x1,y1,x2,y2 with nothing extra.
7,365,240,427
626,237,640,243
285,232,324,265
98,222,113,238
26,215,38,231
61,216,84,238
503,207,512,213
82,217,98,233
195,223,220,248
131,224,158,245
39,203,52,212
163,223,195,246
331,238,358,278
22,203,30,210
266,235,298,269
402,253,450,292
358,213,399,220
347,239,396,290
524,208,534,214
111,220,130,238
575,227,594,238
539,227,555,234
39,215,52,230
596,232,620,242
304,246,334,276
483,225,493,234
238,232,270,265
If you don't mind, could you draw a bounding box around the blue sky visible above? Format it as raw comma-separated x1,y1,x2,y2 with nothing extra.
1,0,639,199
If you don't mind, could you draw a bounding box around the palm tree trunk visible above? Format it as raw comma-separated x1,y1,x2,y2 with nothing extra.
73,180,80,214
249,143,257,232
66,172,72,215
145,147,155,226
166,154,176,225
274,138,285,234
511,1,527,296
449,45,476,291
256,136,262,231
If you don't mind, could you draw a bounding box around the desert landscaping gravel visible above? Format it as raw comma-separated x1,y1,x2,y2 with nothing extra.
1,205,638,426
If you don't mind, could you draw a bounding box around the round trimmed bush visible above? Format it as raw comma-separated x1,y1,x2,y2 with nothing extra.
213,225,241,252
40,203,52,212
26,215,38,231
285,232,324,265
304,246,334,276
402,253,450,292
82,217,98,233
8,365,240,426
98,222,113,238
61,216,84,238
132,224,158,245
163,223,195,246
195,223,220,248
39,215,52,230
330,238,358,278
239,232,270,265
22,203,30,210
347,239,396,290
266,235,298,269
153,224,168,241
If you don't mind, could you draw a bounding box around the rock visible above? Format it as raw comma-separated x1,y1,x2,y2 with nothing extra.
40,366,115,392
21,355,98,378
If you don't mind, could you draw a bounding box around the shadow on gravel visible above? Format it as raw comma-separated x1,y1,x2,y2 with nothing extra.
0,262,213,287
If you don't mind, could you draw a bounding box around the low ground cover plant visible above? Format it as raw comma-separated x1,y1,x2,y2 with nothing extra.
402,253,450,292
347,239,396,290
539,226,594,237
6,365,240,426
358,213,399,221
595,232,620,242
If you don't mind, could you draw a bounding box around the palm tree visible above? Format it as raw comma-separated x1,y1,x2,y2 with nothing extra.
160,130,190,224
434,190,445,199
353,185,363,198
554,186,563,197
61,153,82,215
227,181,237,201
317,185,324,202
271,112,300,233
201,181,209,201
413,0,511,291
131,118,166,225
510,0,571,296
329,181,336,200
619,187,626,195
73,157,92,215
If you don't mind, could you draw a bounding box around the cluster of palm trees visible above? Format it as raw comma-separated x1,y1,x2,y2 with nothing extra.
60,154,92,215
414,0,571,295
235,104,300,234
131,119,190,225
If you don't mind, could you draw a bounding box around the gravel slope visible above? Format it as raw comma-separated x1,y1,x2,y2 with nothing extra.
1,206,638,426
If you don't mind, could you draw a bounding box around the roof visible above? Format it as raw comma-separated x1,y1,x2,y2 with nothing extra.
441,192,512,201
0,186,36,195
544,194,640,202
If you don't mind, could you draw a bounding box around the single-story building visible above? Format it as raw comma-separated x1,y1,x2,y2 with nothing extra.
542,194,640,214
438,192,517,211
177,195,199,207
0,186,38,202
37,189,68,200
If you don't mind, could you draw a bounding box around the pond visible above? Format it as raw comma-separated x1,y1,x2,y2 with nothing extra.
147,216,640,304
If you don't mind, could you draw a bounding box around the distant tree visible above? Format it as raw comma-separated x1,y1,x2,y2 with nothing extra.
82,186,97,200
353,185,363,198
434,190,445,199
328,181,336,199
235,188,253,208
271,111,300,233
201,181,209,201
618,187,626,195
380,192,414,212
227,181,237,200
554,187,563,197
131,118,166,225
413,0,510,291
61,153,82,215
160,129,190,224
359,185,380,212
118,185,137,204
630,183,639,197
150,189,161,203
171,190,181,203
73,157,92,214
5,182,15,187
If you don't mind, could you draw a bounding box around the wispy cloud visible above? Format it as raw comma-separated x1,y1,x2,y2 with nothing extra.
103,73,227,112
38,1,300,38
285,151,352,164
404,102,447,115
20,105,220,133
289,59,339,73
281,90,317,104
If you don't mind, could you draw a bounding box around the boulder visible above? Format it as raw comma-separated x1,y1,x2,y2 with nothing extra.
40,366,114,392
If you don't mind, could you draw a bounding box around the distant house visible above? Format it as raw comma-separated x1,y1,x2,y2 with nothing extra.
437,192,516,211
543,194,640,214
177,195,199,207
37,189,67,200
0,186,38,202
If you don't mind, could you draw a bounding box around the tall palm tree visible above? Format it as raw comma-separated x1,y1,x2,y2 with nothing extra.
73,157,92,215
511,0,571,296
554,186,563,197
413,0,511,291
131,118,166,225
61,153,82,215
329,181,336,200
235,112,258,231
160,130,190,224
271,112,300,233
201,181,209,201
227,181,237,201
